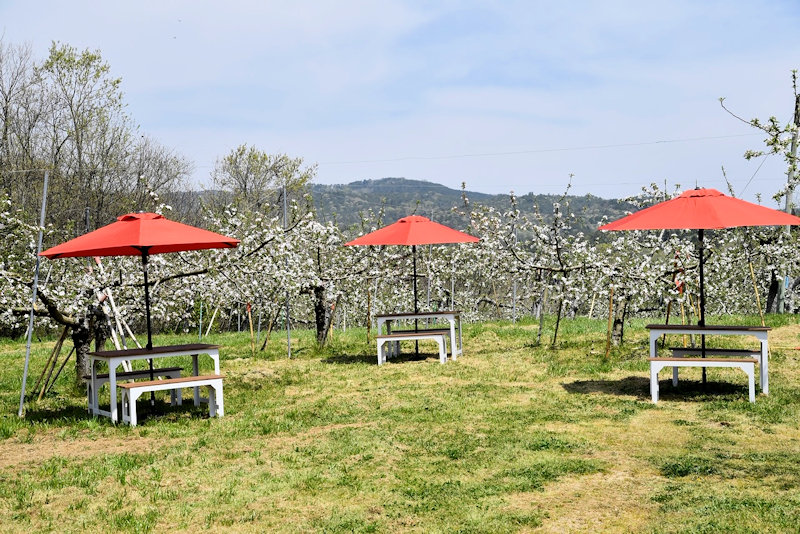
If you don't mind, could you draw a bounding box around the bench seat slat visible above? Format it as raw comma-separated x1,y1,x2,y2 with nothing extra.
377,332,447,339
669,348,758,353
118,374,223,389
387,328,450,334
649,357,757,363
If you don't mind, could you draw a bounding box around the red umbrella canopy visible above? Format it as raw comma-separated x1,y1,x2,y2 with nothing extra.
40,212,239,258
344,215,479,246
599,188,800,231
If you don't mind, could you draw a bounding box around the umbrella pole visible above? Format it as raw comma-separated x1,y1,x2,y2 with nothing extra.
699,229,707,385
413,245,419,357
142,251,156,404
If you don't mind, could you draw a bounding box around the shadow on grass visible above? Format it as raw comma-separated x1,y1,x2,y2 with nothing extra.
563,375,752,401
562,375,650,398
648,380,753,402
322,351,444,365
24,397,213,426
22,404,95,424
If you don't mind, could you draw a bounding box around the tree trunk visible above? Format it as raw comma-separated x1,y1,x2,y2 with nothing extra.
72,319,92,388
765,271,780,313
611,295,628,346
551,297,563,347
72,305,107,387
313,285,335,346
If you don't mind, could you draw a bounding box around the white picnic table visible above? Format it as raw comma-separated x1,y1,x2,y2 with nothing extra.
646,324,770,397
376,310,463,359
88,343,221,423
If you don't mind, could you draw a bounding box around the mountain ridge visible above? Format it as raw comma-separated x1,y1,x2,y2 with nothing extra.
310,177,634,235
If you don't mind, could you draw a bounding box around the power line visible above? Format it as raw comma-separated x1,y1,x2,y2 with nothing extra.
319,133,761,165
740,155,770,195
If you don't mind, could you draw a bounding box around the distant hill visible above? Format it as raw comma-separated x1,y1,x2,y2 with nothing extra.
310,177,635,236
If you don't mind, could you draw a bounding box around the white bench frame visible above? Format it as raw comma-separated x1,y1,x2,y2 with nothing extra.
668,348,763,390
376,311,463,359
119,375,224,426
380,328,451,359
376,332,448,365
649,357,756,403
647,324,769,394
85,366,183,414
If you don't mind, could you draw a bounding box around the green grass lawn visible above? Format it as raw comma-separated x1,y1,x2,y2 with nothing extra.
2,315,800,533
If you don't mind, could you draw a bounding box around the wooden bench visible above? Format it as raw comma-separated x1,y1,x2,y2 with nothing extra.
649,357,756,403
84,366,184,414
376,332,448,365
383,328,452,358
390,328,451,334
667,348,763,389
118,374,224,426
670,347,761,358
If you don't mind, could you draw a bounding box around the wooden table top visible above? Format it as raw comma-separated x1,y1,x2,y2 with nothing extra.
376,310,461,319
89,343,220,358
645,324,771,332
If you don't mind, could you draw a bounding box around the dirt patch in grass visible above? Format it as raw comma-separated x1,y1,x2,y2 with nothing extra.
0,432,163,471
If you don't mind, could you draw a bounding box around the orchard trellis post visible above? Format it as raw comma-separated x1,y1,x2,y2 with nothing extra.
19,170,48,417
283,184,292,359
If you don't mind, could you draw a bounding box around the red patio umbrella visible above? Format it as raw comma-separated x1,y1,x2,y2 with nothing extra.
41,212,239,387
599,187,800,376
345,215,479,315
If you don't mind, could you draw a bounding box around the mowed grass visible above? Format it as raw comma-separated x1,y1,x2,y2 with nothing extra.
1,314,800,532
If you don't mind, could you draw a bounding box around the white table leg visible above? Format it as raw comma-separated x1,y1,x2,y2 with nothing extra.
208,386,217,417
761,338,769,394
457,316,463,356
386,320,394,358
90,357,98,415
448,318,457,360
108,360,118,423
649,331,658,359
650,362,660,403
193,354,200,405
746,364,755,403
213,380,224,416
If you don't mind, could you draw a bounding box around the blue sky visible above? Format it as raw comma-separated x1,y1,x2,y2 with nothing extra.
2,1,799,203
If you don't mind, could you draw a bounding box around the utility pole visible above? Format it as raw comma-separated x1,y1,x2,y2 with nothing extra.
512,226,518,323
778,88,800,313
19,171,49,417
283,184,291,359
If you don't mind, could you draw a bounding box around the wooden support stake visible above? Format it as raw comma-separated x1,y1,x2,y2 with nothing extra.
37,327,69,401
661,300,672,349
260,310,279,351
685,292,698,346
749,261,766,327
748,260,771,361
32,327,69,398
205,304,220,337
247,303,255,357
366,286,372,344
680,301,688,347
45,346,75,395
